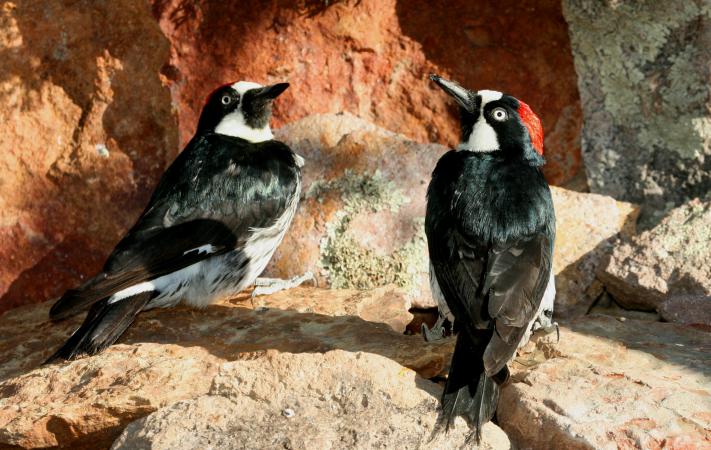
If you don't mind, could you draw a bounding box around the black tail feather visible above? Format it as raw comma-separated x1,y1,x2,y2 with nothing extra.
434,332,501,444
44,291,155,364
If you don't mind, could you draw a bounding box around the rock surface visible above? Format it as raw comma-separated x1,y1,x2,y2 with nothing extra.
0,0,177,313
599,197,711,311
272,113,443,309
563,0,711,223
270,113,637,314
550,187,638,318
499,315,711,450
111,350,511,450
0,287,454,449
659,294,711,327
152,0,583,185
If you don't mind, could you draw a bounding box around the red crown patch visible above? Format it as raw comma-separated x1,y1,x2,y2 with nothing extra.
517,100,544,155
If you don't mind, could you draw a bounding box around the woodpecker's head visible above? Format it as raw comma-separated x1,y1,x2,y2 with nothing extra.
197,80,289,143
430,74,544,163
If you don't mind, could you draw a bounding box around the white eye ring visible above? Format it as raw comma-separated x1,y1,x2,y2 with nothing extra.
491,107,508,121
221,95,232,105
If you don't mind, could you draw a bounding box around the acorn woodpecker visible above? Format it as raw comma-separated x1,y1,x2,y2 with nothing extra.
46,80,311,362
423,75,556,442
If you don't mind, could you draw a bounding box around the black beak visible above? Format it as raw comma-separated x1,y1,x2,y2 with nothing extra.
255,82,290,100
429,74,473,111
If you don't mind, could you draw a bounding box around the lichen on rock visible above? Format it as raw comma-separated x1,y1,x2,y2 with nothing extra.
563,0,711,222
313,170,428,295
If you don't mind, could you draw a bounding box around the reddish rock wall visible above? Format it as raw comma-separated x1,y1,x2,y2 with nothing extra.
0,1,177,313
152,0,582,184
0,0,582,313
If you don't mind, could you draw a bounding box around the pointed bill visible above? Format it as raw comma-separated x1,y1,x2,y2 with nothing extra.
430,74,473,111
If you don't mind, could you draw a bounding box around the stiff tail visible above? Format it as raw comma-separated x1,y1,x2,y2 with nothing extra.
44,291,155,364
434,331,507,443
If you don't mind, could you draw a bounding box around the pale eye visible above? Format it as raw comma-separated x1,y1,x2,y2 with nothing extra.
221,95,232,105
491,107,508,121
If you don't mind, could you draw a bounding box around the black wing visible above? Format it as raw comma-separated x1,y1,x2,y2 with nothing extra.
426,150,554,376
50,134,300,319
429,230,552,376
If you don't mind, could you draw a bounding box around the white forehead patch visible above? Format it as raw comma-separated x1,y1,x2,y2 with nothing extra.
231,80,263,95
457,89,503,153
216,80,273,143
478,89,503,104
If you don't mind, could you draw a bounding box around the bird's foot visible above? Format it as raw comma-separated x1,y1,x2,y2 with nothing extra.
541,321,560,343
252,271,316,299
421,315,448,342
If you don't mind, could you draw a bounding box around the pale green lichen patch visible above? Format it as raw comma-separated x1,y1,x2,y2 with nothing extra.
313,170,428,293
652,195,711,265
563,0,711,159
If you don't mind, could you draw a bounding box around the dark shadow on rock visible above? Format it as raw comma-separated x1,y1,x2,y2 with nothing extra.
0,299,454,392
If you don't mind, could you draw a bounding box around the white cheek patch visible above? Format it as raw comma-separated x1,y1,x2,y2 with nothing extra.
458,89,503,153
215,80,273,142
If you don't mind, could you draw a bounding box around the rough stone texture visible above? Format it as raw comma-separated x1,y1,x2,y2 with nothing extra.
551,187,639,318
269,113,637,314
599,197,711,311
660,294,711,327
111,350,511,450
500,315,711,450
0,287,454,449
0,0,178,313
272,113,443,309
152,0,583,185
563,0,711,224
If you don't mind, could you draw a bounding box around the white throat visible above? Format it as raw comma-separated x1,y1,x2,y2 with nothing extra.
458,89,503,153
214,81,274,143
214,114,273,143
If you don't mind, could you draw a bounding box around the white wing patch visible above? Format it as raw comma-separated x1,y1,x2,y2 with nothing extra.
108,281,156,304
184,244,217,256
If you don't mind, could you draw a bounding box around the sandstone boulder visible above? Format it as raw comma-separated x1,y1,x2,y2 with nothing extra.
0,0,177,313
111,350,511,450
153,0,582,185
0,287,454,449
563,0,711,223
598,196,711,311
550,188,638,318
499,315,711,449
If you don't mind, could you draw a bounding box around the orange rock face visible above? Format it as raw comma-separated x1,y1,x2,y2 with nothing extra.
152,0,582,184
0,1,178,313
